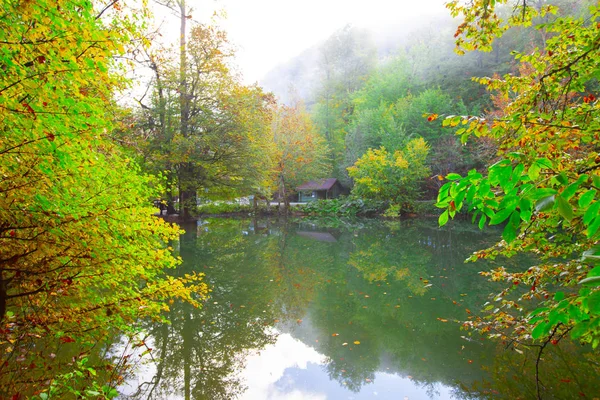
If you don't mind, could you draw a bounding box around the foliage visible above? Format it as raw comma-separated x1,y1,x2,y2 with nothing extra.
438,1,600,352
343,59,490,197
196,201,269,215
0,0,207,396
312,26,377,181
132,24,276,217
299,196,387,217
348,138,430,214
272,101,331,209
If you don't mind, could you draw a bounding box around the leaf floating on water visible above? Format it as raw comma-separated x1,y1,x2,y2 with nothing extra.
460,293,468,296
342,342,348,346
353,341,360,345
332,333,339,337
424,284,433,288
437,318,448,322
364,295,370,298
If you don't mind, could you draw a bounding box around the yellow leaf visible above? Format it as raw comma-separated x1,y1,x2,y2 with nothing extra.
353,340,360,345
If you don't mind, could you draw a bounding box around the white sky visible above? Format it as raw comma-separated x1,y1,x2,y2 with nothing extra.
154,0,449,84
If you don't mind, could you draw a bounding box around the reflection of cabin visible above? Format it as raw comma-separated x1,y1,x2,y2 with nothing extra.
296,231,338,242
296,178,343,202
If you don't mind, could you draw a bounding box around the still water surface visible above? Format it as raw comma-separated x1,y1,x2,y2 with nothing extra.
120,218,598,399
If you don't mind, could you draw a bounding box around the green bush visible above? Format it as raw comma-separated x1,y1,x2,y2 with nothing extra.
300,196,387,217
197,202,254,215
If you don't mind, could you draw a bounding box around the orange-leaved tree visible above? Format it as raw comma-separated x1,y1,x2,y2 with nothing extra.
272,101,330,210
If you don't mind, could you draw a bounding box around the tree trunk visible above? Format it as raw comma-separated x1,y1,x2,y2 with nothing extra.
166,168,178,215
179,0,188,138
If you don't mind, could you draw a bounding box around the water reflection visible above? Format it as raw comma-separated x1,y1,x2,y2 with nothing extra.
121,217,598,399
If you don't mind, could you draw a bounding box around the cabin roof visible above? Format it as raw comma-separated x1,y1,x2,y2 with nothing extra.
296,178,339,191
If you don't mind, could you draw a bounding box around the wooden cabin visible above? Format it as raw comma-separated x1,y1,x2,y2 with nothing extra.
296,178,343,202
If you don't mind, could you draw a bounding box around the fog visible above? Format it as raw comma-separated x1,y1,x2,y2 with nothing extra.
150,0,449,84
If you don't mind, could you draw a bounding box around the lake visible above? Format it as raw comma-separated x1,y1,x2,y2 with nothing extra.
119,217,598,399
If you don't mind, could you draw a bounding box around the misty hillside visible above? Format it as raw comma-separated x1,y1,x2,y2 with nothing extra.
259,14,464,105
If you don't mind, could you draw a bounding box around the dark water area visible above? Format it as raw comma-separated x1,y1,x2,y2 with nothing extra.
119,217,599,399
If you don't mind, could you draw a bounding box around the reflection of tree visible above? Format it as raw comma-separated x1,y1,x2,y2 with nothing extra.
125,220,281,399
299,219,504,392
347,222,432,295
456,341,600,399
122,217,595,399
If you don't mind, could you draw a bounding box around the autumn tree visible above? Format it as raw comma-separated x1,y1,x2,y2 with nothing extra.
272,102,331,210
134,24,276,217
0,0,206,397
348,138,430,215
437,1,600,390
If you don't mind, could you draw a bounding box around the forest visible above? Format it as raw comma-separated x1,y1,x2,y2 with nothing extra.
1,0,599,398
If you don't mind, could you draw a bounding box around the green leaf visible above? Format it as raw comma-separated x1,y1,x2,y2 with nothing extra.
535,195,555,212
528,163,541,181
579,276,600,286
554,291,565,301
478,214,486,230
571,320,591,339
529,307,549,317
581,247,600,263
556,196,574,221
588,217,600,238
531,187,557,200
556,172,568,185
584,201,600,225
561,180,583,200
587,290,600,314
579,189,596,208
519,197,532,222
501,211,520,243
531,322,550,339
445,173,462,181
548,309,569,326
490,208,513,225
439,209,449,226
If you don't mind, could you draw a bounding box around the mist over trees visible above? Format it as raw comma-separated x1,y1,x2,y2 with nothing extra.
260,2,590,203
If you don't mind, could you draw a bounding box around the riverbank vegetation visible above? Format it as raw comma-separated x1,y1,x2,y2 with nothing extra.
436,0,600,377
2,0,599,397
0,1,208,398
